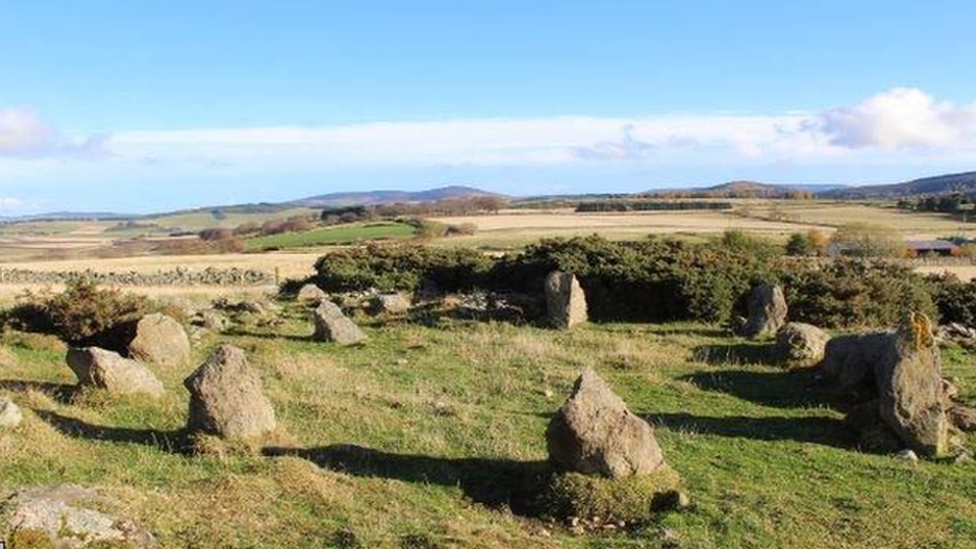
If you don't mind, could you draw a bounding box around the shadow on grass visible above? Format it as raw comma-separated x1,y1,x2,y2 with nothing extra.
264,444,549,513
0,379,78,404
34,410,189,454
646,412,853,449
680,368,847,410
692,342,780,366
222,328,314,343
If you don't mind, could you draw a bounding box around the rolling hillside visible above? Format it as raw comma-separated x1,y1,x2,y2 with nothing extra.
821,171,976,199
290,185,504,208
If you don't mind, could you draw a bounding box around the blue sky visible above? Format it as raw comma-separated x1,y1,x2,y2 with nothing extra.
2,1,976,214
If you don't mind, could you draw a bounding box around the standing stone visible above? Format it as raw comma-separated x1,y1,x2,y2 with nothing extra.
66,347,165,398
312,301,367,345
875,313,949,457
183,345,276,440
296,283,328,303
1,484,156,548
546,368,665,478
819,331,894,390
0,398,23,428
127,313,191,367
370,293,412,315
774,322,829,366
545,271,588,329
740,283,787,338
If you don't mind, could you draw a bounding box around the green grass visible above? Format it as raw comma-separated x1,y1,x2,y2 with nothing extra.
244,222,416,251
1,308,976,548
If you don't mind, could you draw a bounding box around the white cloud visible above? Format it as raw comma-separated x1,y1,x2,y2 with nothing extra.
0,107,106,158
7,88,976,173
0,197,23,210
812,88,976,149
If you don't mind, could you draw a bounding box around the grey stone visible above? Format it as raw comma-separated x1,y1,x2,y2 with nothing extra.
819,331,894,390
546,368,665,478
774,322,829,366
127,313,191,367
370,293,412,315
876,313,950,458
296,283,328,303
66,347,165,398
0,398,23,428
949,404,976,432
1,484,156,548
545,271,588,329
183,345,276,440
312,301,367,345
895,449,919,463
740,283,787,338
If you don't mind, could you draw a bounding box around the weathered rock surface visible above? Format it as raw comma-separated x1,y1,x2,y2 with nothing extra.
775,322,829,365
544,271,588,329
819,331,894,390
66,347,165,398
949,404,976,432
370,293,412,315
312,301,367,345
739,283,787,338
875,313,949,457
127,313,191,367
0,397,23,428
546,368,665,478
194,310,228,332
297,283,328,303
1,484,156,548
183,345,276,440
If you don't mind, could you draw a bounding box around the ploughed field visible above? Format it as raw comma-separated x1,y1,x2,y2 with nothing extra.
2,301,976,548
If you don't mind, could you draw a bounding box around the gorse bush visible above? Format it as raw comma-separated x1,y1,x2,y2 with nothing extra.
782,260,936,328
1,278,150,349
309,244,493,293
929,274,976,327
303,235,944,328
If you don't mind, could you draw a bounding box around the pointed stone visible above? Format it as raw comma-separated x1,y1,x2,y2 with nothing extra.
545,271,588,329
546,368,665,478
312,301,367,345
184,345,276,440
876,313,949,458
740,283,787,338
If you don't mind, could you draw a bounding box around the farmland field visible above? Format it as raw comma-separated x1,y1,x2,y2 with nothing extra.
244,221,416,251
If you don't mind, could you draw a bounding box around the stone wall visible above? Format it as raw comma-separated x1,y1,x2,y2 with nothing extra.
0,267,275,287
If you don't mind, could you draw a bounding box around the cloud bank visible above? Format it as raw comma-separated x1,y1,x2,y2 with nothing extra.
0,107,106,158
3,88,976,175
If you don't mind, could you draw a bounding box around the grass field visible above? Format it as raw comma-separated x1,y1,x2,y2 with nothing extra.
1,303,975,548
244,222,416,251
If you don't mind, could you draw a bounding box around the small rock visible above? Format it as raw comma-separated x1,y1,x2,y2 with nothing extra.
774,322,829,366
895,449,919,463
954,453,972,465
0,398,24,428
296,283,328,303
1,484,156,548
370,293,412,315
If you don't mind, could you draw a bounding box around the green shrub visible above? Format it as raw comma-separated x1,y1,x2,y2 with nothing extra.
301,235,945,329
536,468,684,523
1,278,150,349
929,274,976,327
783,260,937,328
309,244,493,293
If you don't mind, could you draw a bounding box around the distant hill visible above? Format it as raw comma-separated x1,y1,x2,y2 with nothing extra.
0,211,132,224
290,185,505,208
820,171,976,199
643,180,846,198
